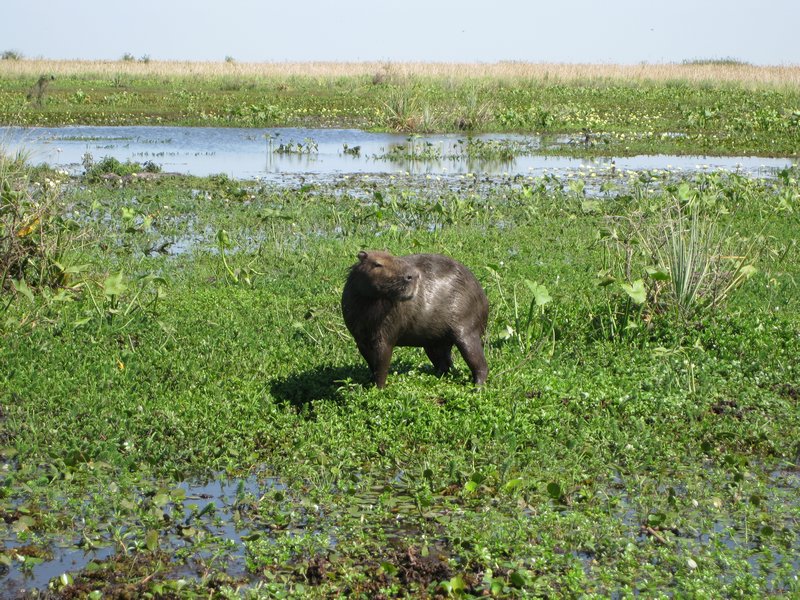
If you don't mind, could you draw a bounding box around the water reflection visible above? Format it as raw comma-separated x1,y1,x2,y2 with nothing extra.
1,125,794,180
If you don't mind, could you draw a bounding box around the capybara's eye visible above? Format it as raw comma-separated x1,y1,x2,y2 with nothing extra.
372,262,383,268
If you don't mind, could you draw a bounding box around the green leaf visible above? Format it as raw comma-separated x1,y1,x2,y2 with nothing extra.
621,279,646,304
260,208,292,220
738,264,757,278
216,229,231,248
196,502,216,517
525,280,552,306
596,272,616,287
470,472,486,484
448,575,467,592
645,266,671,281
503,478,524,493
179,526,198,538
676,182,694,202
11,278,34,303
103,272,127,298
581,200,600,213
12,515,35,533
546,482,562,499
509,570,528,588
145,529,159,552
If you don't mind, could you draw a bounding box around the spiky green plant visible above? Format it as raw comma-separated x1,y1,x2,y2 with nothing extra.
645,199,758,321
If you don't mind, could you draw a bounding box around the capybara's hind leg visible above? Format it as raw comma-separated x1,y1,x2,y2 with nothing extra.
424,344,454,376
455,335,488,385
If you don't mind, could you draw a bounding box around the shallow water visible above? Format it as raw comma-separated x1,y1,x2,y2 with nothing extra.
1,125,795,180
1,474,279,597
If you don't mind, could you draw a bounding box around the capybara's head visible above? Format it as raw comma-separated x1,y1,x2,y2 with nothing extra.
347,250,420,300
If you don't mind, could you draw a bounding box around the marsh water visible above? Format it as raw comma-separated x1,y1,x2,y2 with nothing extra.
1,125,795,180
2,474,277,598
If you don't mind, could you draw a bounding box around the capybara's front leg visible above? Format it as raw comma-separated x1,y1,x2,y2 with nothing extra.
361,342,394,388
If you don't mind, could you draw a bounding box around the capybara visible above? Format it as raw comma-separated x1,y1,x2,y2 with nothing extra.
341,250,488,388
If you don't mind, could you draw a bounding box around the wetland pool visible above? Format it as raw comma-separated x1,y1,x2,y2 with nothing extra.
1,125,795,180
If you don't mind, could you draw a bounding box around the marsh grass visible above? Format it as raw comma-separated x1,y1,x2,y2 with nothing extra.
2,59,800,88
1,163,799,596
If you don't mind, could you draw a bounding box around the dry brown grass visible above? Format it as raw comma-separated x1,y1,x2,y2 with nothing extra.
1,59,799,88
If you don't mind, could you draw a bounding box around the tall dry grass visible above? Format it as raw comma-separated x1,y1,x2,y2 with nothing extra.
1,59,799,88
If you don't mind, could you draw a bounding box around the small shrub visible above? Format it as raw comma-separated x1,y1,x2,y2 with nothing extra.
1,49,23,60
642,198,758,320
0,154,77,299
84,155,161,183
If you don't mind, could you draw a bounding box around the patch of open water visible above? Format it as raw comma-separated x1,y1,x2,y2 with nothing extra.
1,474,281,598
1,125,795,180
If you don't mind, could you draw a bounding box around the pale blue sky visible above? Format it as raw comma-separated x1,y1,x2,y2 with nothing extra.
3,0,798,65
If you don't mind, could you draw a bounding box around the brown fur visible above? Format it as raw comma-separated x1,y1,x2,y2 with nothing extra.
341,250,488,388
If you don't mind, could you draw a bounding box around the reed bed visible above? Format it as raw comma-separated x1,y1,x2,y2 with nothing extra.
2,59,799,88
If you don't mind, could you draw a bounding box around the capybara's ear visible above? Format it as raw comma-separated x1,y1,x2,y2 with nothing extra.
358,250,368,261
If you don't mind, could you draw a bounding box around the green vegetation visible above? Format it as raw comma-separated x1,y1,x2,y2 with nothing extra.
1,149,799,597
1,69,799,156
82,154,162,183
1,50,24,61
